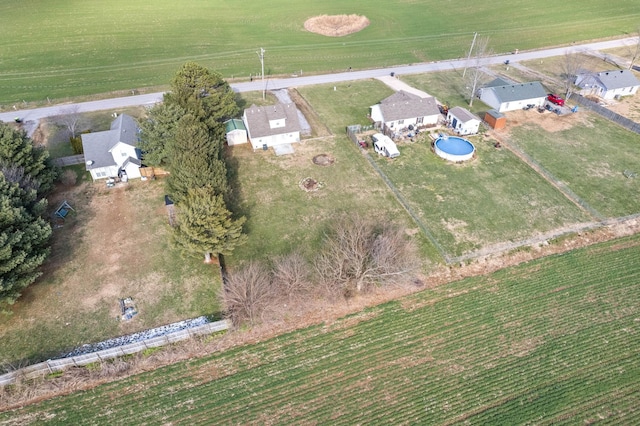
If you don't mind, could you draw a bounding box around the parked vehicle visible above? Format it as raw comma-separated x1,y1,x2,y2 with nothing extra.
371,133,400,158
547,94,565,106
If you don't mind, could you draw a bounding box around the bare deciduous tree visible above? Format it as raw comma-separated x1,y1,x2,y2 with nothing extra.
628,28,640,70
466,36,492,107
220,261,275,327
560,51,584,99
314,214,419,299
59,105,83,138
272,251,310,302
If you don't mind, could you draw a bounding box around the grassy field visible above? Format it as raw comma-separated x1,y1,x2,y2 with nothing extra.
1,0,639,104
3,233,638,424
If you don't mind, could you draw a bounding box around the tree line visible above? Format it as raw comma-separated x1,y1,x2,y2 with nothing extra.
139,62,246,263
0,124,57,310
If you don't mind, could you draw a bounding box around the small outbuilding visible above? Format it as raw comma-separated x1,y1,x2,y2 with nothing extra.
484,109,506,130
447,106,481,135
224,119,248,146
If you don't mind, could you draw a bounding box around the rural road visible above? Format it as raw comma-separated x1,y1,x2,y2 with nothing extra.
1,36,638,125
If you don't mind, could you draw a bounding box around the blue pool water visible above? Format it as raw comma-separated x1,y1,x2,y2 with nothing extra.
434,136,475,161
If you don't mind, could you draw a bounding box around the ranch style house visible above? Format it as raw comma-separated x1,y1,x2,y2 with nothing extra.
369,90,440,135
242,103,302,150
479,78,547,112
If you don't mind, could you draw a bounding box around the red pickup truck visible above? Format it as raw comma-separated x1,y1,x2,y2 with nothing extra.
547,94,565,106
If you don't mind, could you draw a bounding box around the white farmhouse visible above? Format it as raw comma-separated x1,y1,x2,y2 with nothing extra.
243,103,301,150
82,114,142,181
574,70,640,100
370,90,440,134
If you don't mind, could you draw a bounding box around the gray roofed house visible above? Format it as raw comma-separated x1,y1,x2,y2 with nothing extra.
575,69,640,100
243,103,302,150
479,81,547,112
370,90,441,134
81,113,143,181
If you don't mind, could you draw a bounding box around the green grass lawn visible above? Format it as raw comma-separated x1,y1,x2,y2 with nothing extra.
4,234,638,424
372,135,592,257
1,0,639,104
508,115,640,218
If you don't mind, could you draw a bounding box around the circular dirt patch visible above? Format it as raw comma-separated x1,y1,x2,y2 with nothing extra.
304,14,370,37
299,177,323,192
312,154,335,166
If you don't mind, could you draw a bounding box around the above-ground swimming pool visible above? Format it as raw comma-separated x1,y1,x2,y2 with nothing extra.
434,135,475,162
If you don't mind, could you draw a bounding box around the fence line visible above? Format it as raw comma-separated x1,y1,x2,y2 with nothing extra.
0,320,229,387
569,94,640,134
53,154,85,167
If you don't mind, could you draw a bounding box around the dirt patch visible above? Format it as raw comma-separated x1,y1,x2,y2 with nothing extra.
312,154,335,166
503,108,591,133
299,177,323,192
304,14,370,37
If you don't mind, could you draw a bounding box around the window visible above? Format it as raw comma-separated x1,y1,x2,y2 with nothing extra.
121,152,127,157
417,117,424,124
398,119,404,125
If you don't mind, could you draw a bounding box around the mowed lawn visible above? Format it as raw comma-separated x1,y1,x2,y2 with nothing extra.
508,115,640,219
1,0,639,103
0,180,222,367
4,234,638,424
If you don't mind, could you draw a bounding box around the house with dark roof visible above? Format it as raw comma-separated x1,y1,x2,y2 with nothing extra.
479,79,547,112
81,114,142,181
574,69,640,100
243,103,301,150
369,90,440,134
446,106,481,135
224,118,248,146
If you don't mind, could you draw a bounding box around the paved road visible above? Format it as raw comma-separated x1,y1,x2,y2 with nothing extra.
1,36,638,124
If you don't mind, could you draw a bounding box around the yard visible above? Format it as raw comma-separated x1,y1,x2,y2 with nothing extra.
0,179,222,368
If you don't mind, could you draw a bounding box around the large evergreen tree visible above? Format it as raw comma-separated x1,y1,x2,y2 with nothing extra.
138,102,186,168
0,123,55,309
166,114,228,202
0,124,56,195
172,187,246,263
0,173,51,308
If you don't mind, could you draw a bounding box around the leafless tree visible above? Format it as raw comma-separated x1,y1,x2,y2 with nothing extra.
58,105,83,138
272,251,311,302
560,51,585,99
627,28,640,70
466,36,492,107
314,214,419,299
220,261,275,327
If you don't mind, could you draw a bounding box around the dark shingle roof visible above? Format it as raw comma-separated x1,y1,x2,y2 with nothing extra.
243,103,301,138
378,91,439,122
82,114,139,170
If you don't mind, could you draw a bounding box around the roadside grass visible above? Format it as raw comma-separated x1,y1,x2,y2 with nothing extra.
400,72,490,116
2,1,640,103
0,180,222,368
3,234,639,424
508,115,640,218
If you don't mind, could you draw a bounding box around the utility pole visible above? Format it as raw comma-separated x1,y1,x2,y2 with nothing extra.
257,47,266,100
462,32,478,78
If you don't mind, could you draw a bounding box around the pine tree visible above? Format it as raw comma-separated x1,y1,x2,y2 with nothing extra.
138,102,186,168
0,174,51,308
172,187,246,263
166,114,228,202
0,124,56,195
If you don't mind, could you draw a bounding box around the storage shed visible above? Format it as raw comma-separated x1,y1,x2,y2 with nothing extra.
484,109,506,130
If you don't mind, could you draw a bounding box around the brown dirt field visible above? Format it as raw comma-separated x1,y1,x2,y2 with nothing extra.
304,14,370,37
